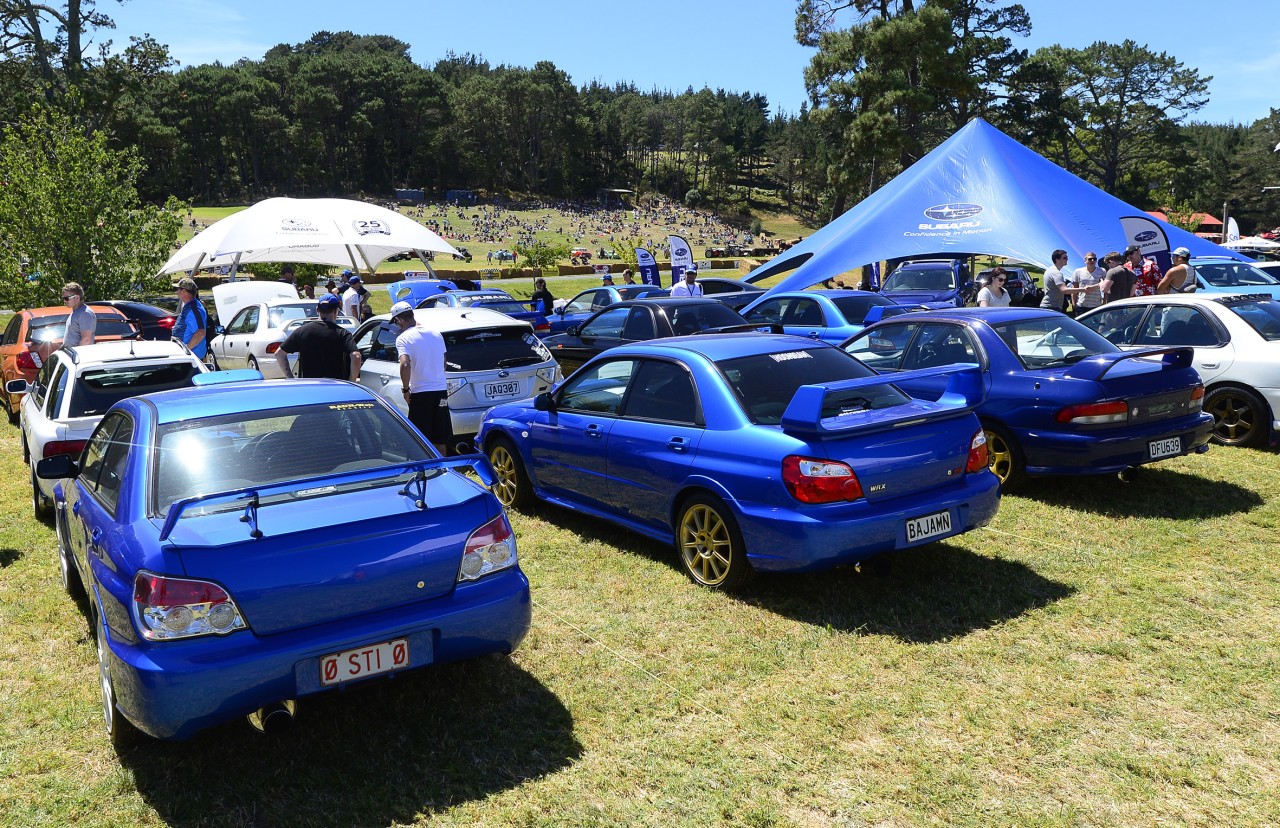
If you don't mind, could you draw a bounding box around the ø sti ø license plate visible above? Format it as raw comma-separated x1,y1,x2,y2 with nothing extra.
320,638,409,686
905,510,952,545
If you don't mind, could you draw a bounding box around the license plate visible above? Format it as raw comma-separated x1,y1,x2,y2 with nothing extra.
320,638,409,686
485,380,521,399
905,509,952,544
1149,436,1182,459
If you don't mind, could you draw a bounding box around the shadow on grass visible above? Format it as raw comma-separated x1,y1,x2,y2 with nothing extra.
1025,466,1263,519
121,655,580,827
537,503,1071,644
0,548,19,567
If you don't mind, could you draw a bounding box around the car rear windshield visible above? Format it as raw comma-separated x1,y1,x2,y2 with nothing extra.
884,267,956,292
267,304,319,329
717,347,909,425
1226,298,1280,341
28,314,135,342
830,294,896,324
444,326,551,371
151,401,432,515
669,302,751,331
989,316,1118,369
69,361,203,417
479,300,533,315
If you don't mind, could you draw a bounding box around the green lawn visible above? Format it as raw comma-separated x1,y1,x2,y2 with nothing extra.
1,408,1278,825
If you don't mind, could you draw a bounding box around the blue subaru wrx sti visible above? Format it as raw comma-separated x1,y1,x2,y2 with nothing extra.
477,333,1000,590
39,376,530,744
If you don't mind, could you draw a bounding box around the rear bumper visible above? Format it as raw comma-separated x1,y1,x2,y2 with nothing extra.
103,568,531,740
735,471,1001,573
1019,413,1214,476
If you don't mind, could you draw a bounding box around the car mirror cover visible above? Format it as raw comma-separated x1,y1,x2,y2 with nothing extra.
534,392,555,412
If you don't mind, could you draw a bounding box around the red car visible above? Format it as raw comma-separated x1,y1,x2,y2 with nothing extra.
1,305,138,421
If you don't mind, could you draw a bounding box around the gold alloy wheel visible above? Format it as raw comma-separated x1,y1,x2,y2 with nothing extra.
488,443,520,507
1206,389,1259,446
984,427,1015,484
679,502,735,587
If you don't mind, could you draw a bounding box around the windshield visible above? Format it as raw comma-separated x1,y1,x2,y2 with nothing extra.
1226,298,1280,341
717,347,908,424
458,294,512,307
152,401,432,515
990,316,1119,369
69,362,202,417
1196,261,1280,288
883,266,957,292
479,300,533,315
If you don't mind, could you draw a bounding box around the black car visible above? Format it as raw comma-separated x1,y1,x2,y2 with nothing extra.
543,298,765,375
453,246,473,262
696,277,766,311
144,295,220,331
94,300,176,340
976,267,1042,307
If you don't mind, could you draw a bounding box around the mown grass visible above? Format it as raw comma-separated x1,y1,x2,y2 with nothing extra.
1,414,1278,826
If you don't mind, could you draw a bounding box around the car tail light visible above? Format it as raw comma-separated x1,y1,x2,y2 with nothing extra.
966,429,989,473
458,514,517,582
534,321,550,334
265,342,281,354
1189,385,1204,411
157,317,176,331
536,366,561,385
132,572,246,640
16,349,38,371
43,440,87,459
1055,400,1129,425
783,455,863,504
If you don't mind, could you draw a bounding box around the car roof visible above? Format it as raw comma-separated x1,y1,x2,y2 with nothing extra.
370,306,531,332
138,378,385,425
59,340,197,367
762,289,880,299
895,259,959,268
613,297,731,309
870,306,1055,324
1092,292,1273,308
616,332,835,362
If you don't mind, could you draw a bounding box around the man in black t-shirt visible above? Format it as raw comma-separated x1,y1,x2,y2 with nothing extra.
274,293,362,380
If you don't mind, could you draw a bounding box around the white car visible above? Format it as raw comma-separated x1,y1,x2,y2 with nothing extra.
206,282,355,377
8,340,208,517
351,307,561,449
1076,293,1280,447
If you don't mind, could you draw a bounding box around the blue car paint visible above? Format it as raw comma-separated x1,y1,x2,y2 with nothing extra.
740,289,916,344
478,334,1000,574
417,289,550,331
52,380,530,740
1189,257,1280,301
547,286,670,334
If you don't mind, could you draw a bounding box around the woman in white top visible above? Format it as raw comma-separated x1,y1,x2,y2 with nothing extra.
976,267,1012,307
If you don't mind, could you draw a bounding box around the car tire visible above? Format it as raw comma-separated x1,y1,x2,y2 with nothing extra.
247,355,260,373
982,423,1026,493
676,493,753,590
5,393,17,425
487,437,534,511
1205,385,1267,448
56,510,84,600
95,611,141,749
31,464,52,520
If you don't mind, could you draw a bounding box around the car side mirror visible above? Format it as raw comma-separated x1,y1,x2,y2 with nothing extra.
534,392,556,412
214,325,225,335
37,453,78,480
5,378,28,394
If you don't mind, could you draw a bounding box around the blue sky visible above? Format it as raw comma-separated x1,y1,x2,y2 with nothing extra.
105,0,1277,125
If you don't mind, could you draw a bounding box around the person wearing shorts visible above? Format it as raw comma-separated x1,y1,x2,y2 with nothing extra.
390,301,450,455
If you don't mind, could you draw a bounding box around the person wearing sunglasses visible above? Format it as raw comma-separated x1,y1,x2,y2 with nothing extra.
60,282,96,347
976,267,1011,307
1072,252,1107,313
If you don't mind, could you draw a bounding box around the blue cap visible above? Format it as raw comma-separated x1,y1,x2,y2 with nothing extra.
342,269,352,276
347,275,362,284
317,293,341,308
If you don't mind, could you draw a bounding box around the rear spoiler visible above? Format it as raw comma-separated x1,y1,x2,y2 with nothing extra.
780,364,984,438
863,304,926,325
1062,346,1193,382
159,454,495,541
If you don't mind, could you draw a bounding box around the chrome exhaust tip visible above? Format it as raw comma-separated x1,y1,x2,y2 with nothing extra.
247,699,296,734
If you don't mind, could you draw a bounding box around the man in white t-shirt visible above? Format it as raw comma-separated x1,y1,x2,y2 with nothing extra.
670,266,703,297
341,274,367,320
390,301,449,455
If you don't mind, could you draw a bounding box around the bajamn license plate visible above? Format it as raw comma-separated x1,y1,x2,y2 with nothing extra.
905,509,952,545
485,380,521,399
1148,437,1182,460
320,638,409,686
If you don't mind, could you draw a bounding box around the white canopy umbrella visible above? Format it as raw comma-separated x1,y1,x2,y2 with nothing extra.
158,197,460,276
1221,236,1280,251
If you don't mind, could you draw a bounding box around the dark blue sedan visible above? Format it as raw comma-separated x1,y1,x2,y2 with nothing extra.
40,375,530,743
548,285,670,334
477,334,1000,590
842,308,1214,490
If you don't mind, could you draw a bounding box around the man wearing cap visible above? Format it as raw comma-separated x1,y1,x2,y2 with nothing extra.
389,301,450,455
341,274,369,321
275,293,361,381
1159,247,1197,293
1124,245,1163,297
600,272,615,286
280,264,297,290
172,277,209,359
670,266,703,297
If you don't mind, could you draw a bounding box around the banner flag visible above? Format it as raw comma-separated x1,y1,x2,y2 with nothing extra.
668,235,694,284
868,261,881,291
1120,215,1172,274
1227,217,1241,242
636,248,661,286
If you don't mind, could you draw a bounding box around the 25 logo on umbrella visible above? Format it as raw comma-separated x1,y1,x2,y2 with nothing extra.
354,219,391,236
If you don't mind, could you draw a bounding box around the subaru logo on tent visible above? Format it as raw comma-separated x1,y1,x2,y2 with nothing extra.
924,203,983,221
1135,230,1157,242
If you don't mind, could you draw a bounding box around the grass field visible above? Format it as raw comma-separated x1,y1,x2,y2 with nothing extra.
1,404,1278,825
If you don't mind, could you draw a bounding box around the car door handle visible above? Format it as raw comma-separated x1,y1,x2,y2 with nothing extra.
808,331,820,339
377,375,390,386
667,437,690,452
585,424,604,439
72,501,82,515
1199,362,1218,369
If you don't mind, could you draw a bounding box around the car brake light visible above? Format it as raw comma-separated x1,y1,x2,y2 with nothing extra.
265,342,281,354
534,322,550,334
158,317,176,330
1189,385,1204,411
458,513,517,582
16,349,38,371
966,429,988,473
43,440,87,459
132,572,246,640
782,455,863,504
1055,400,1129,424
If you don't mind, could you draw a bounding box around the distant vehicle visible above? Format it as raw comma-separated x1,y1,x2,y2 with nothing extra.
740,289,914,344
416,290,551,335
975,267,1042,307
453,246,473,262
1190,257,1280,300
548,285,670,334
694,277,767,311
94,300,178,341
494,249,516,262
39,376,529,743
880,259,976,308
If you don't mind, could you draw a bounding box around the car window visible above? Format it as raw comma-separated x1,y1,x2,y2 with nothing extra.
152,402,434,514
94,314,138,338
79,412,131,509
267,305,315,329
718,346,905,425
621,307,657,341
46,363,71,417
29,315,71,344
227,307,254,334
1134,306,1222,348
1076,306,1147,345
783,298,825,327
580,307,630,338
31,357,58,410
480,300,531,315
990,316,1118,369
94,416,134,513
372,323,401,362
842,322,922,371
563,291,599,315
69,362,204,418
557,359,636,415
884,267,955,291
830,294,896,324
3,315,22,346
745,299,787,325
1197,261,1280,287
419,296,442,308
1226,298,1280,341
621,360,699,424
444,326,550,371
903,324,980,370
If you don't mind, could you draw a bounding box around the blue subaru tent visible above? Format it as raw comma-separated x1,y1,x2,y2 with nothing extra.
751,118,1242,292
